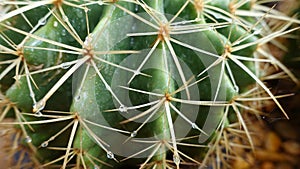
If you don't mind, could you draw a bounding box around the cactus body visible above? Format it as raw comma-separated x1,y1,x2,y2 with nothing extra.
0,0,299,168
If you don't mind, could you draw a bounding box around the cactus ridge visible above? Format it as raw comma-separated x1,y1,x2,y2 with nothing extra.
0,0,299,168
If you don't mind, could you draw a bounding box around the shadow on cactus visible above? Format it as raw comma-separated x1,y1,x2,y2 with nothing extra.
0,0,299,168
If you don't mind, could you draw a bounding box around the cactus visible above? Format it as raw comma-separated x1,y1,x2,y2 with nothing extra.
0,0,299,168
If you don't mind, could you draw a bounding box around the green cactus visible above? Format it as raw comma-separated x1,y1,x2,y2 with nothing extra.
0,0,299,168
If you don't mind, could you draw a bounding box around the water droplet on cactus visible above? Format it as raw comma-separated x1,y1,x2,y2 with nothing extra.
84,34,93,47
38,18,46,25
234,85,239,93
33,99,45,113
25,136,32,143
191,123,198,129
94,165,100,169
61,29,67,36
35,111,43,117
97,1,104,5
130,131,137,137
62,15,69,22
41,141,48,147
60,62,71,69
134,5,139,12
254,29,262,35
106,151,114,159
76,11,83,18
130,38,134,46
30,93,35,99
53,21,58,28
75,95,81,101
119,105,127,113
4,21,11,26
173,154,180,165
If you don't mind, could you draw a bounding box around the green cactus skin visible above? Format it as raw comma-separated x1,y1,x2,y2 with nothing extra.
0,0,299,169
